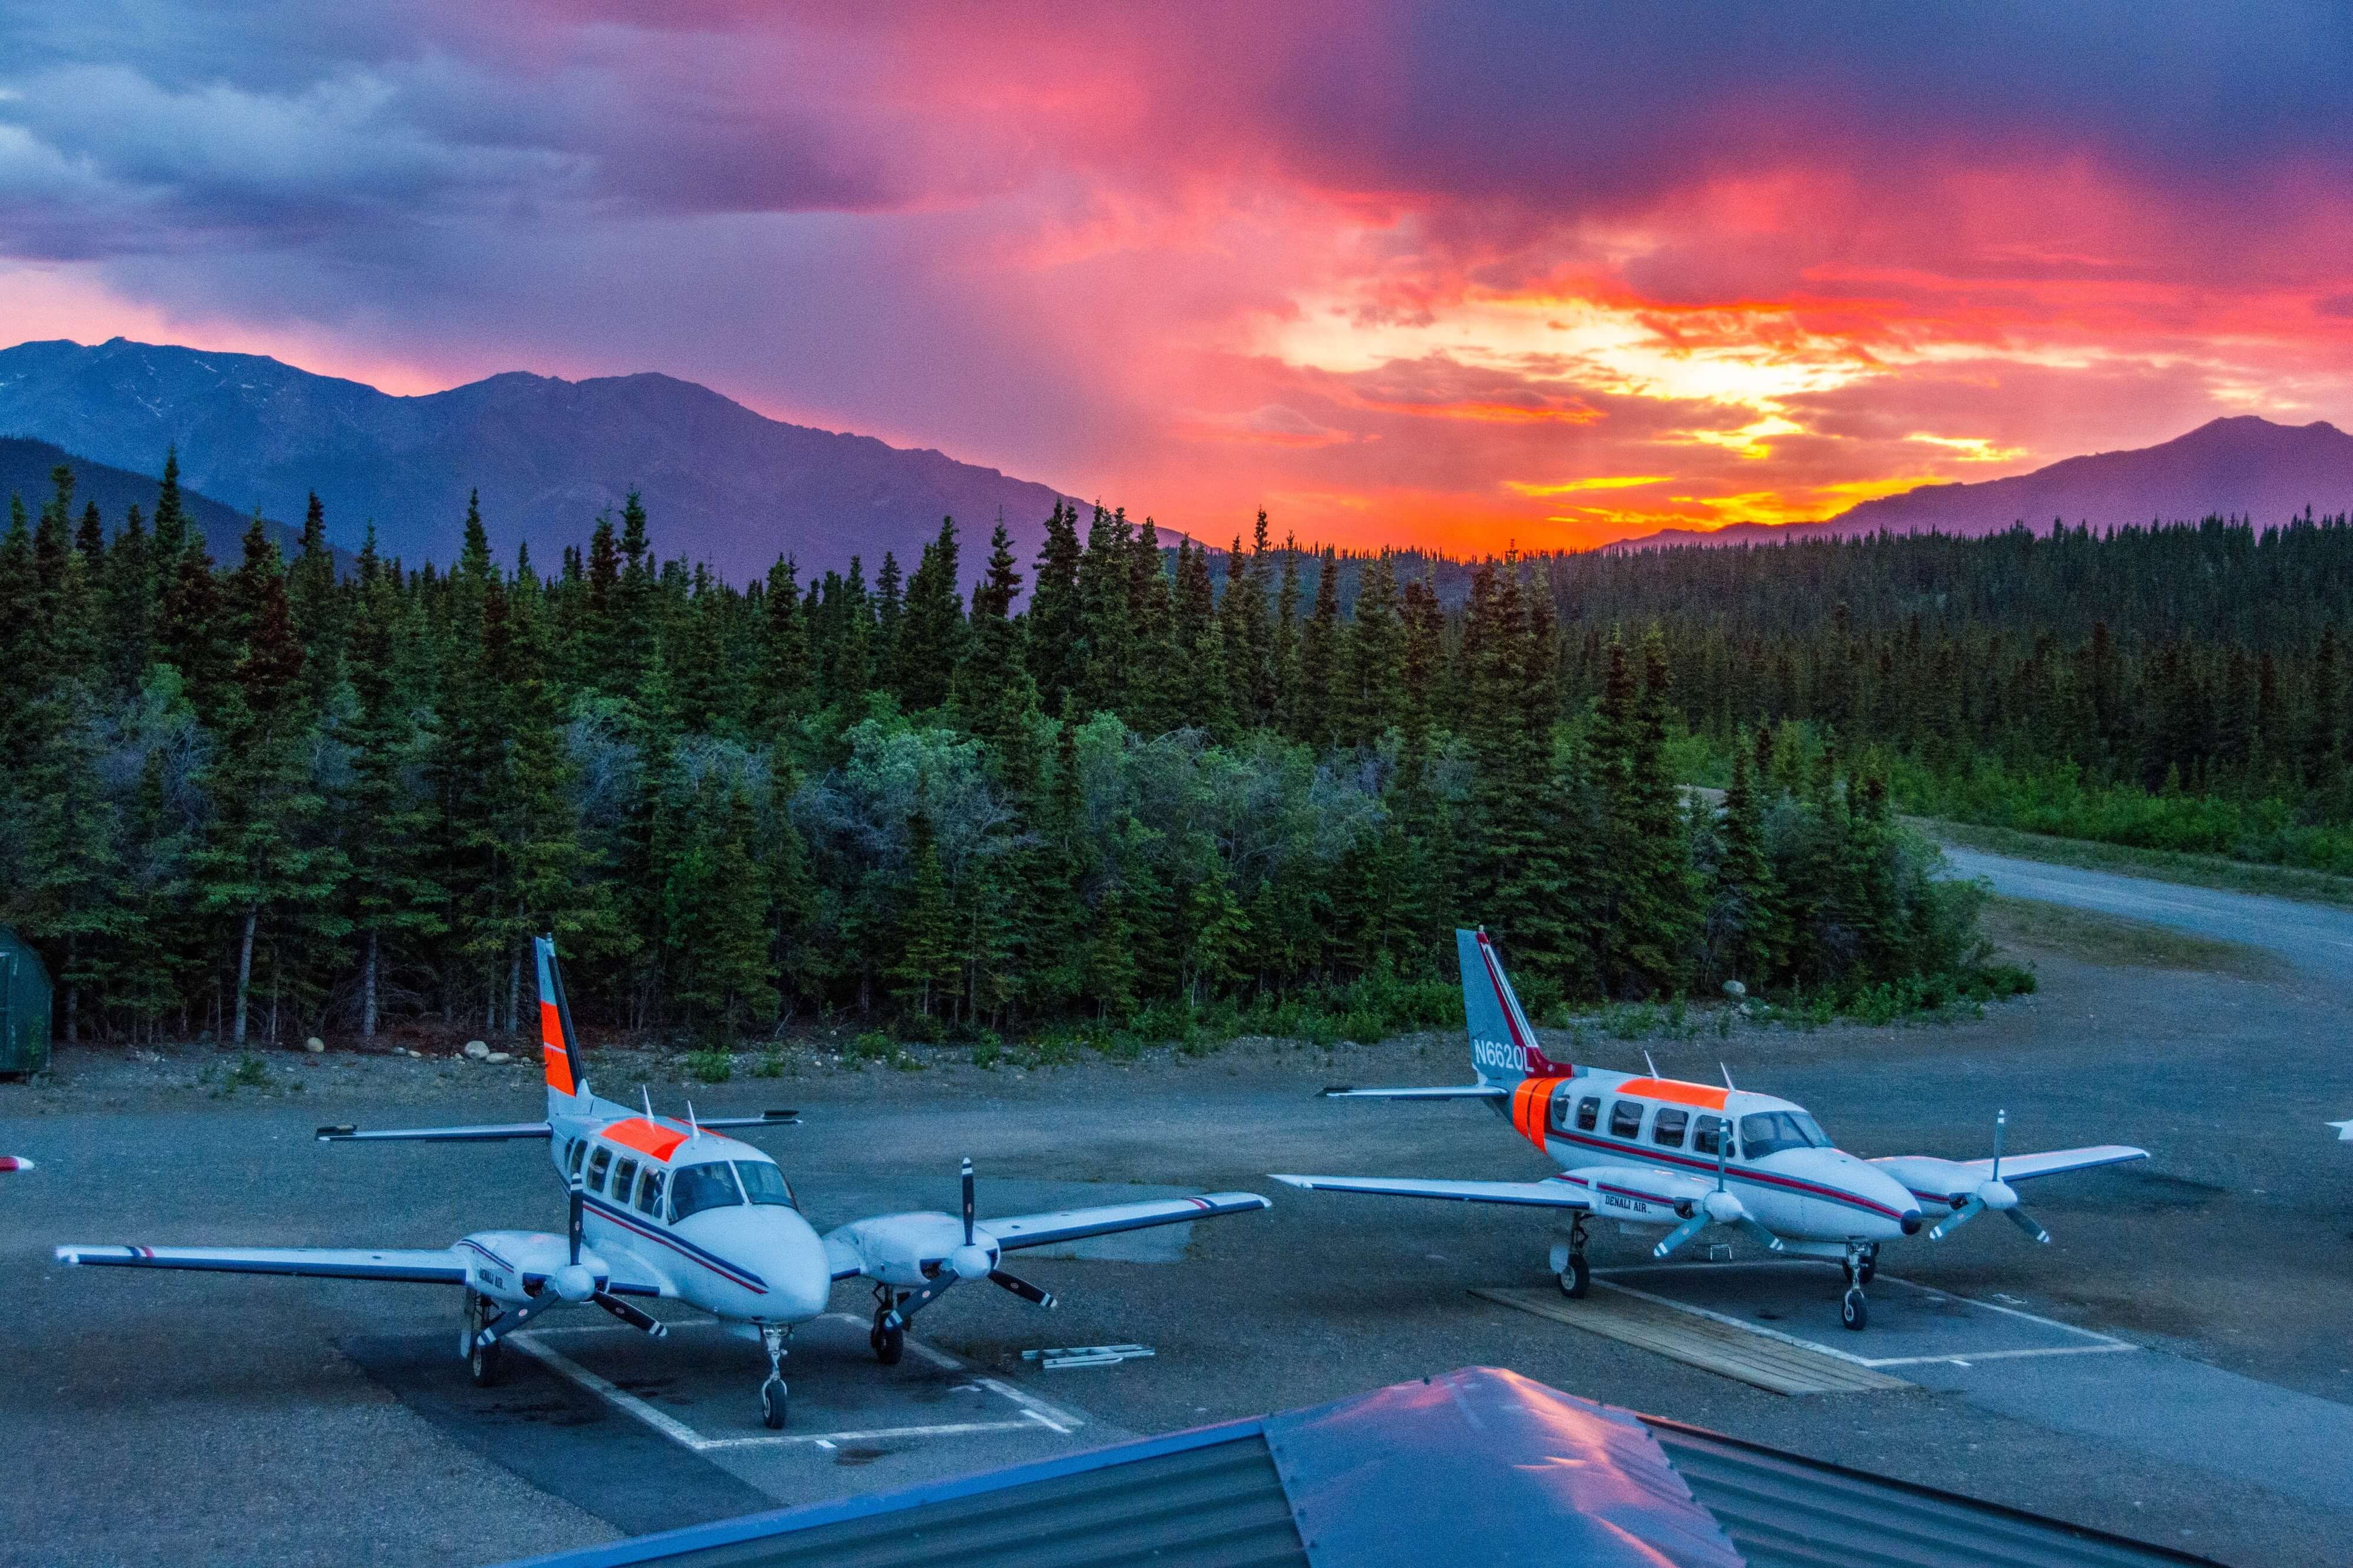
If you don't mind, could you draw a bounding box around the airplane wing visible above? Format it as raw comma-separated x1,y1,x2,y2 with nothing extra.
56,1243,471,1283
1941,1145,2149,1184
1319,1085,1508,1100
985,1192,1271,1252
1270,1174,1594,1210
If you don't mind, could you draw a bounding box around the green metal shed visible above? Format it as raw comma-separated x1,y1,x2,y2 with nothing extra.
0,928,52,1076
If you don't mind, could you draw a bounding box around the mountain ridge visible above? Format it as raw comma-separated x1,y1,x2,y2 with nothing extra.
0,337,1070,582
1605,415,2353,551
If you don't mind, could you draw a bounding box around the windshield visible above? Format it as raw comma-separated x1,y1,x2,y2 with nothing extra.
668,1161,744,1221
1739,1111,1830,1159
734,1161,796,1209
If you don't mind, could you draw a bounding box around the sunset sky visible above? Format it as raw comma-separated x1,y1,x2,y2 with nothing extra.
4,3,2352,551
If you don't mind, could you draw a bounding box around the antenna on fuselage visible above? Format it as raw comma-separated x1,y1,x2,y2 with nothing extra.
686,1100,701,1140
642,1086,655,1122
1642,1050,1660,1076
1719,1062,1737,1091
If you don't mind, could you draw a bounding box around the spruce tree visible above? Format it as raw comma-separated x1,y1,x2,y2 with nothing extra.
894,518,965,713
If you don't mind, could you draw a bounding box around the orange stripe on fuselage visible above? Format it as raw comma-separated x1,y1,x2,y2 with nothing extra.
1511,1077,1557,1150
1611,1077,1729,1110
602,1117,689,1164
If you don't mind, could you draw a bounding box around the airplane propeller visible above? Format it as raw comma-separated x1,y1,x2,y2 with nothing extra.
884,1159,1057,1330
1927,1109,2050,1244
474,1177,663,1350
1654,1121,1784,1260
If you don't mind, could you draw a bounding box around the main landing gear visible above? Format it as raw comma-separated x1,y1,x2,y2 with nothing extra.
464,1290,504,1386
758,1323,792,1429
1551,1217,1592,1299
1838,1242,1877,1330
869,1286,906,1365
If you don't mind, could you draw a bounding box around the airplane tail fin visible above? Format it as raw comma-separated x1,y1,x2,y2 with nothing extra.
536,935,589,1110
1458,928,1573,1087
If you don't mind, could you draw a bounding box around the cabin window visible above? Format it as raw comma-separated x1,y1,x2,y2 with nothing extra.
1738,1111,1830,1159
1694,1115,1727,1157
585,1145,612,1194
734,1162,797,1209
669,1161,745,1221
1574,1096,1599,1132
565,1139,586,1180
1549,1090,1575,1130
635,1169,665,1217
611,1158,638,1205
1652,1107,1689,1147
1609,1100,1644,1139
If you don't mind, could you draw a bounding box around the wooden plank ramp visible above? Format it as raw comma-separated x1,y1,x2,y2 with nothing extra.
1471,1285,1912,1396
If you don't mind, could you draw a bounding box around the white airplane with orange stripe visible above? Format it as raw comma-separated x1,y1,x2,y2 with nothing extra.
1274,929,2147,1330
58,937,1269,1429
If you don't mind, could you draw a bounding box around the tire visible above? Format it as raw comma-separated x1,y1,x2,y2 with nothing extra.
466,1293,502,1387
761,1377,788,1430
1558,1253,1591,1299
878,1323,906,1366
1858,1258,1877,1286
1841,1288,1868,1332
470,1336,503,1387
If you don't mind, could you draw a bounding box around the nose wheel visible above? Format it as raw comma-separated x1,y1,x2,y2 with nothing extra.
758,1323,792,1429
1839,1242,1871,1330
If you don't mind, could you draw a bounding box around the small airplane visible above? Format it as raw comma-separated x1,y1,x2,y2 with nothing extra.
1273,929,2147,1330
0,1156,31,1173
58,936,1269,1427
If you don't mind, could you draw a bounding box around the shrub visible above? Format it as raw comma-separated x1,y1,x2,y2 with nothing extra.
685,1049,734,1083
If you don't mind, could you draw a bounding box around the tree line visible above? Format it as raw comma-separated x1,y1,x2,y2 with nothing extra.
1,461,2001,1049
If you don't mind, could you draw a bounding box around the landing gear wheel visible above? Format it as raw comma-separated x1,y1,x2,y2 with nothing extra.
1857,1256,1878,1286
1841,1287,1869,1332
465,1291,503,1387
760,1375,788,1430
1558,1252,1591,1299
871,1306,906,1365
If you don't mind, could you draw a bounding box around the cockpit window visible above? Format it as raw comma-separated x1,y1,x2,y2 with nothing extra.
734,1162,796,1209
1738,1111,1830,1159
668,1161,745,1221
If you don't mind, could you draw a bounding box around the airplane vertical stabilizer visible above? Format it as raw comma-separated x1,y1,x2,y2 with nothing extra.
535,936,590,1110
1458,928,1573,1088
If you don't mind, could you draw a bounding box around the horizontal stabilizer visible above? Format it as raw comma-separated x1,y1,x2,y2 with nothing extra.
1271,1173,1594,1211
689,1110,802,1130
317,1121,553,1143
1319,1085,1508,1100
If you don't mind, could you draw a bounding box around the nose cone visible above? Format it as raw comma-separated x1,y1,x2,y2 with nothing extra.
1901,1210,1924,1236
679,1206,834,1321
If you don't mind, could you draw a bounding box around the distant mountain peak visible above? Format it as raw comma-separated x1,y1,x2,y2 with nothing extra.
0,336,1068,580
1605,413,2353,552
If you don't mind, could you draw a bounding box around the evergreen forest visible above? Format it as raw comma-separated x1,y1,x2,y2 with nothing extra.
38,456,2294,1053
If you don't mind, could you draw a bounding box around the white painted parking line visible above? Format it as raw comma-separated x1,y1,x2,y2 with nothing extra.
510,1314,1086,1454
1592,1269,2136,1370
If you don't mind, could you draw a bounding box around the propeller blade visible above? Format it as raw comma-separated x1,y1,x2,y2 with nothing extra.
988,1269,1057,1309
1652,1214,1710,1260
1928,1196,1984,1241
881,1276,959,1332
594,1293,669,1336
1734,1216,1785,1253
2005,1206,2051,1245
475,1290,563,1349
568,1178,585,1267
961,1157,975,1248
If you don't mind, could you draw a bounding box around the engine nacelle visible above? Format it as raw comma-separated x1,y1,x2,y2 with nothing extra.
830,1213,1000,1289
461,1229,608,1304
